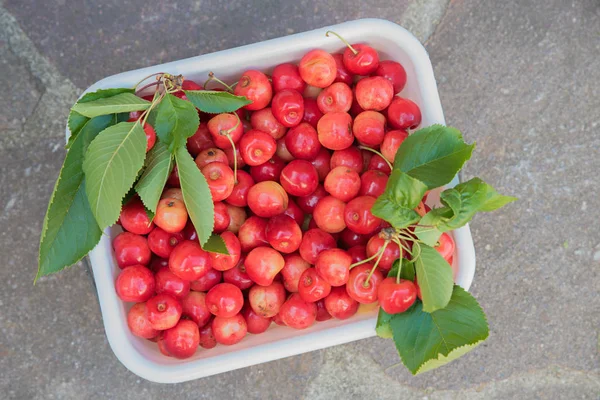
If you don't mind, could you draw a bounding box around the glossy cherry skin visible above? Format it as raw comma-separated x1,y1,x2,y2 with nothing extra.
115,265,155,302
207,113,244,149
378,278,417,314
249,155,286,182
245,246,285,286
281,253,311,292
330,146,363,174
162,320,199,359
250,107,287,139
272,63,306,93
154,198,188,234
239,130,277,166
346,263,383,304
310,148,332,182
276,137,294,162
212,314,247,345
242,305,272,334
355,76,394,111
148,257,169,273
266,214,302,253
317,111,354,150
247,181,289,218
342,43,379,75
199,322,217,349
213,201,231,233
189,268,221,292
360,170,388,197
298,267,332,302
155,267,191,299
299,49,337,88
225,204,247,234
315,249,351,287
147,227,184,260
127,303,158,339
339,229,369,249
272,312,286,326
206,283,244,318
285,122,322,160
344,196,381,235
324,166,361,202
347,245,368,264
222,255,254,290
313,196,347,233
375,60,407,94
238,216,269,252
280,160,319,197
120,197,154,235
368,154,392,175
195,147,228,169
366,236,401,271
181,291,211,327
381,129,409,162
332,53,353,85
435,232,455,264
127,117,156,152
324,286,359,320
181,79,203,91
234,69,272,111
315,299,332,321
208,231,241,271
201,162,235,202
296,184,328,214
146,293,182,330
387,97,422,130
317,82,353,113
169,241,212,281
279,293,317,329
353,111,386,147
282,198,305,226
113,232,151,269
161,188,183,201
248,282,286,318
187,122,214,157
302,97,324,128
271,89,305,128
298,228,337,264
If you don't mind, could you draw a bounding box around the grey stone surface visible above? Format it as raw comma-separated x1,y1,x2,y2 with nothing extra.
1,0,599,399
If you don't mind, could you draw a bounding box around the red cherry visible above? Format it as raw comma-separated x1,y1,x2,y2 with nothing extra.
279,293,317,329
265,214,302,254
368,154,392,175
112,232,151,269
355,76,394,111
340,41,379,75
339,228,369,249
280,160,319,197
206,283,244,318
127,303,158,339
310,148,332,182
374,60,407,94
224,142,245,169
296,184,328,214
250,107,287,139
247,181,289,218
298,228,337,264
166,164,180,187
313,196,346,233
317,111,354,150
248,281,286,318
331,53,353,85
115,265,155,302
315,299,332,321
148,257,169,273
155,267,191,299
120,197,154,235
211,201,231,234
435,232,455,263
387,97,422,130
201,162,235,202
285,122,322,160
169,241,212,281
207,113,244,149
360,170,389,197
324,286,359,320
181,291,211,327
127,117,156,152
222,254,254,290
154,198,188,234
272,312,287,326
298,268,331,302
344,196,381,235
302,97,324,128
199,321,217,349
347,245,367,264
161,188,183,201
162,320,199,359
281,253,311,292
271,89,305,128
350,89,366,117
381,130,408,162
245,246,285,286
346,263,383,304
276,137,294,162
282,198,305,226
225,204,247,234
181,79,203,91
249,155,286,182
330,146,363,174
324,166,361,202
353,111,386,147
208,231,241,271
366,236,401,271
194,147,228,169
187,123,214,157
147,228,184,259
377,277,417,314
238,216,269,252
272,63,306,93
298,49,337,88
146,293,182,330
317,82,353,113
315,249,351,287
212,314,247,345
242,305,272,334
239,130,277,166
189,268,221,292
234,69,272,111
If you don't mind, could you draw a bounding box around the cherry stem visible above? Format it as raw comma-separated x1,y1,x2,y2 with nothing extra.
364,240,389,287
140,90,164,127
358,146,393,171
349,249,382,269
204,72,234,92
392,237,412,257
222,112,241,184
133,72,165,91
396,258,403,284
325,30,358,55
135,81,160,95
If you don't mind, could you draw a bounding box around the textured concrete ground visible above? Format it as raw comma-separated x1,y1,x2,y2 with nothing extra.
1,0,599,399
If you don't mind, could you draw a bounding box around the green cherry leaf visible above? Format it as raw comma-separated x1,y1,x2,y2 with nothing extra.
372,197,420,229
203,234,230,255
184,90,252,114
371,170,427,229
72,92,151,118
153,93,200,152
376,308,394,339
83,121,147,229
135,141,173,215
414,243,454,313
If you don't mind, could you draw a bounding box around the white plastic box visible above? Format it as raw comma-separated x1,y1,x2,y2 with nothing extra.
78,18,476,383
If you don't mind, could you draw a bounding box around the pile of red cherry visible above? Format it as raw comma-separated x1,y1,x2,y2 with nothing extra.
113,33,456,359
